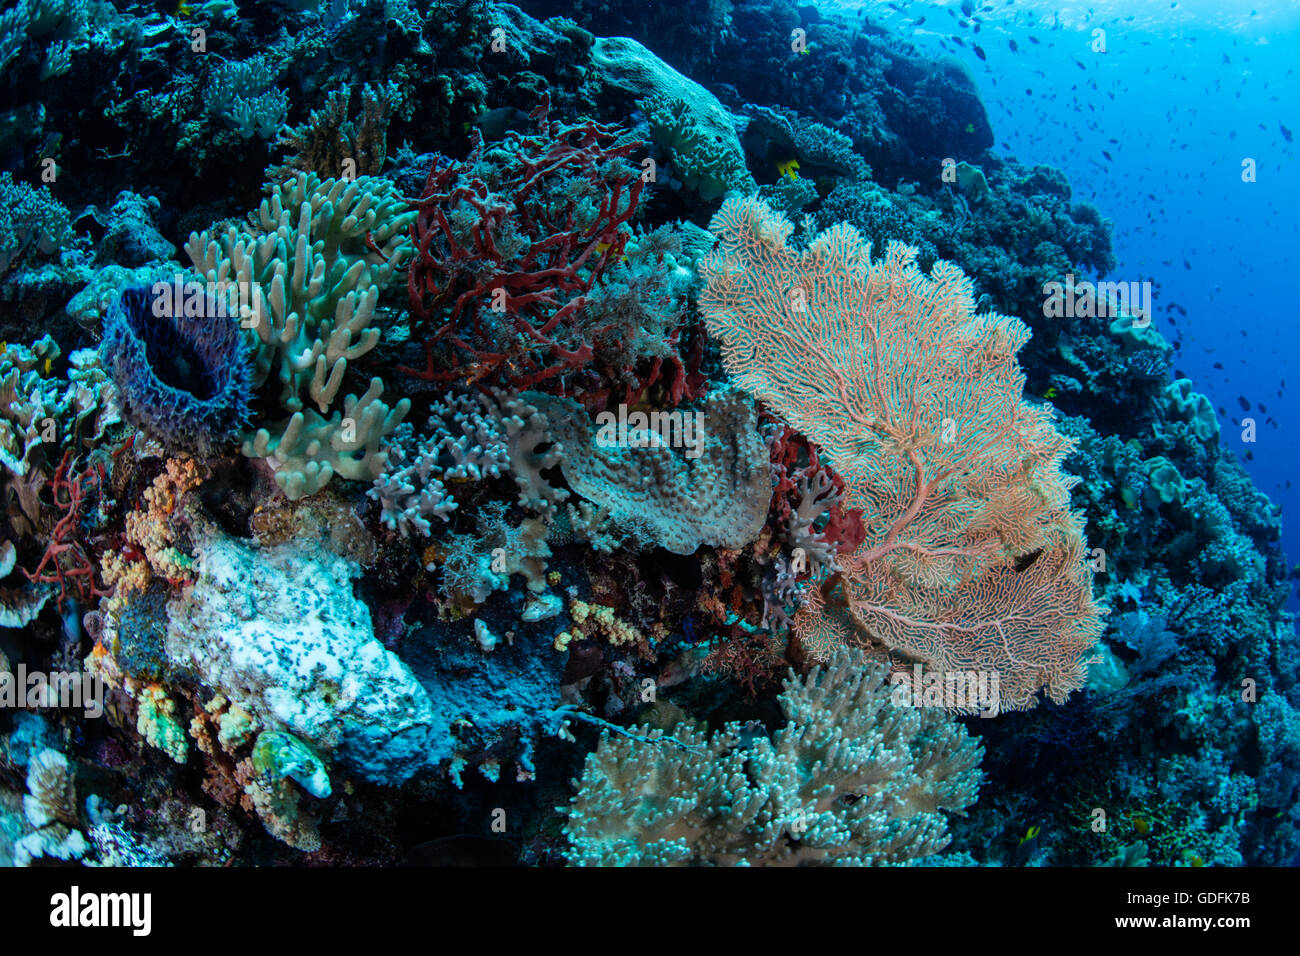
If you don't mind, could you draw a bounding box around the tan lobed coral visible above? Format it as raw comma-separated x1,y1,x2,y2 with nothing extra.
563,647,982,865
527,387,772,555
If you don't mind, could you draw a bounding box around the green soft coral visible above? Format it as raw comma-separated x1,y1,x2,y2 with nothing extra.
185,173,415,499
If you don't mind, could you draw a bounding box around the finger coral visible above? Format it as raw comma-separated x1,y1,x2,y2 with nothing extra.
185,172,415,499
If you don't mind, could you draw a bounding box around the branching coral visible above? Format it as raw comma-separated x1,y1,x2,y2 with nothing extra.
554,599,643,652
0,171,74,276
767,423,867,573
21,450,108,611
368,388,567,536
437,502,551,606
402,98,648,391
563,647,982,865
268,81,403,182
700,196,1103,710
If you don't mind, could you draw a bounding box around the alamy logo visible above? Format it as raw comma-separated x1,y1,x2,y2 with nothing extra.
150,276,261,328
889,663,1001,717
49,886,151,936
594,404,705,459
1041,273,1152,325
0,665,104,718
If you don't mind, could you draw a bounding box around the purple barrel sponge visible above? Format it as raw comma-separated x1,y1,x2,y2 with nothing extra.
101,282,252,455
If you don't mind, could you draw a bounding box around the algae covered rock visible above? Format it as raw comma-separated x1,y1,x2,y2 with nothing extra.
163,531,436,785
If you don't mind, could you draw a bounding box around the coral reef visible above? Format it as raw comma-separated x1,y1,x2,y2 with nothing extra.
0,0,1291,873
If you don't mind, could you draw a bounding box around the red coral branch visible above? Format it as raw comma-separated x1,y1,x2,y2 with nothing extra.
766,421,866,570
400,95,646,392
22,450,110,610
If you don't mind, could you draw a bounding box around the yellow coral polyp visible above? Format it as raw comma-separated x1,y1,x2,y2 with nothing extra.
135,683,188,765
566,599,642,649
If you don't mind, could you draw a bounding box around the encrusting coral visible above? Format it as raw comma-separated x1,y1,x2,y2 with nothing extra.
528,387,772,555
163,529,436,785
563,647,982,865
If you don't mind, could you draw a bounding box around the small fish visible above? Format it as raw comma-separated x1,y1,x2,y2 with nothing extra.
1043,386,1058,399
1018,825,1041,847
775,157,801,180
593,240,628,264
470,107,531,141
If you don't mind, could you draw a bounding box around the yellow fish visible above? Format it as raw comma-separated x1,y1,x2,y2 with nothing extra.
42,357,52,376
776,158,800,180
1043,386,1058,399
594,241,628,264
1018,825,1041,846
